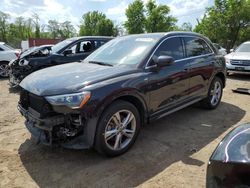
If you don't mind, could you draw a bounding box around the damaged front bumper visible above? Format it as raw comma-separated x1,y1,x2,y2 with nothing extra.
18,104,91,149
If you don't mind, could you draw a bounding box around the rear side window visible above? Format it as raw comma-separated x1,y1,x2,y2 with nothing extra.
184,37,212,57
154,37,184,60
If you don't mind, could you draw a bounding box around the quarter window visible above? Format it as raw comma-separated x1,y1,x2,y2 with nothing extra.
154,37,184,61
184,37,212,57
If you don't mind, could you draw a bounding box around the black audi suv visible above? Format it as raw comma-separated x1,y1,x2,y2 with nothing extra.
18,32,226,156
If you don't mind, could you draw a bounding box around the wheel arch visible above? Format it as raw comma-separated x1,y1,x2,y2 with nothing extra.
214,72,226,88
87,92,148,148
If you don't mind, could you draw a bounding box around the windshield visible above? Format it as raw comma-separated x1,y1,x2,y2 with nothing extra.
235,42,250,52
51,39,74,53
83,35,160,66
3,43,14,50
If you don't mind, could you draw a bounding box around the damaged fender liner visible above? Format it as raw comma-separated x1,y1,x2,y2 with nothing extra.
18,104,92,149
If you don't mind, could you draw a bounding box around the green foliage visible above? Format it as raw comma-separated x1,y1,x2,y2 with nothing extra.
124,0,177,34
145,0,177,32
124,0,145,34
79,11,117,36
179,22,193,31
0,11,77,48
194,0,250,50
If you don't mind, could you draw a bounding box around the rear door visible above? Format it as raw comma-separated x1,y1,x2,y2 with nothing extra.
147,37,190,117
182,36,215,98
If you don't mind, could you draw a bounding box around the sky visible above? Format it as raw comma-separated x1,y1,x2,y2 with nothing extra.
0,0,214,31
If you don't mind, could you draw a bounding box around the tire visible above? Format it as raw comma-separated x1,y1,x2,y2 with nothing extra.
95,100,140,157
201,77,223,109
0,62,10,78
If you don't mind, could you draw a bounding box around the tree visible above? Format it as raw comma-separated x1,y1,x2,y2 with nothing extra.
145,0,177,32
194,0,250,51
124,0,145,34
180,22,193,31
79,11,117,36
47,20,60,39
0,11,9,42
32,13,41,38
124,0,177,34
60,21,76,38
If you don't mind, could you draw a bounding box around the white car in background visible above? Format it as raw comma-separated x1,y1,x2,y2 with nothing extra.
0,42,20,77
225,41,250,75
213,43,227,56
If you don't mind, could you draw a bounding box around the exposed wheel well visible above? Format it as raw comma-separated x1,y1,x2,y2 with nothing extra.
0,61,9,64
114,95,147,126
215,72,226,88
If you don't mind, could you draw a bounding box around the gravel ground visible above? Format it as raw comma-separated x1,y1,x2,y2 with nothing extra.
0,74,249,188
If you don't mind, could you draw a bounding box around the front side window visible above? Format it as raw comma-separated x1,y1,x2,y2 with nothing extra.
184,37,212,57
153,37,184,60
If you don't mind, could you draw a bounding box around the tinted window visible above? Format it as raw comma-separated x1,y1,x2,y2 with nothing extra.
154,37,184,60
184,37,212,57
0,47,3,51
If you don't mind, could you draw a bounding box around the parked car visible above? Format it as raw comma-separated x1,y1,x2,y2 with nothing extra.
225,41,250,74
18,32,226,156
207,123,250,188
9,36,113,87
8,44,53,87
213,43,227,56
0,42,20,77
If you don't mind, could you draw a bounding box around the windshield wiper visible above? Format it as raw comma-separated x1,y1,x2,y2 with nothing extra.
89,61,113,67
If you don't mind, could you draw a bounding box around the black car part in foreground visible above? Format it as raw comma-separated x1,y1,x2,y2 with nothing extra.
18,32,226,156
9,36,113,87
207,123,250,188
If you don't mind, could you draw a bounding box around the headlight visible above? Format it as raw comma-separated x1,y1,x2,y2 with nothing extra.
8,59,16,66
19,59,29,66
45,91,91,109
225,58,230,64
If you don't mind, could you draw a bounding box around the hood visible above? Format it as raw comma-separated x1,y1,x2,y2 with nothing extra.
225,52,250,60
20,62,136,96
20,46,52,59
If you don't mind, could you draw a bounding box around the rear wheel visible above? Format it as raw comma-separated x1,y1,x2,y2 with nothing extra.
0,62,10,78
95,100,140,157
201,77,223,109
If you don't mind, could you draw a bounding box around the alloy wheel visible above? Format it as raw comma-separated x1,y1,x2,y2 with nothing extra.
104,110,136,151
0,64,10,77
210,81,222,106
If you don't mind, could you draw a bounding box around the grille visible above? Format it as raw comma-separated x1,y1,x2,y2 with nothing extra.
20,89,55,118
231,60,250,66
20,89,29,109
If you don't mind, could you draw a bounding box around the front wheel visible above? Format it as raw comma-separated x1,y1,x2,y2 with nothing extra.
0,62,10,78
201,77,223,109
95,100,140,157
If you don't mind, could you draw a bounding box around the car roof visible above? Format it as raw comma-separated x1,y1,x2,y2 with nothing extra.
0,42,5,45
120,31,208,40
243,41,250,44
67,36,114,41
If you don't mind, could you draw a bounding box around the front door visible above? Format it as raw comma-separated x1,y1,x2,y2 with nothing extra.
147,37,190,118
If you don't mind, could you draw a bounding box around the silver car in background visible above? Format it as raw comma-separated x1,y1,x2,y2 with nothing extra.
225,41,250,74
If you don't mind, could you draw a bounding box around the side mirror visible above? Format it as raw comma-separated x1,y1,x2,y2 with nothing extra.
63,49,72,56
230,49,234,53
154,55,174,67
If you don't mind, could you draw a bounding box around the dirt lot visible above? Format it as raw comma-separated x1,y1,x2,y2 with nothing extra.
0,75,249,188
